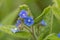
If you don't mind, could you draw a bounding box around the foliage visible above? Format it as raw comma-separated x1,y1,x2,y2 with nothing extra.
0,0,60,40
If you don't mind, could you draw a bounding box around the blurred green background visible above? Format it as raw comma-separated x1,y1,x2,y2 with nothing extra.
0,0,52,21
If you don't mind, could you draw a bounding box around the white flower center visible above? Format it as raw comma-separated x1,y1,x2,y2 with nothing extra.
28,19,31,22
15,28,17,30
23,14,25,16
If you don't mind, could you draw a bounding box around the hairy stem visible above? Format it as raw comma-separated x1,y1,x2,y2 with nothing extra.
31,26,37,40
50,11,53,33
24,25,37,40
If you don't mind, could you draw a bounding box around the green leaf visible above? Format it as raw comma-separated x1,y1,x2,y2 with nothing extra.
0,25,31,38
43,33,60,40
53,0,60,8
37,5,60,40
34,6,51,24
37,27,50,40
52,6,60,20
44,5,60,33
51,6,60,33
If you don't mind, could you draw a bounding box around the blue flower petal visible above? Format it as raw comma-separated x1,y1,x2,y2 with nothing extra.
11,28,19,33
40,20,47,26
19,10,28,18
17,20,21,24
16,23,20,27
24,17,34,26
58,33,60,38
16,20,21,27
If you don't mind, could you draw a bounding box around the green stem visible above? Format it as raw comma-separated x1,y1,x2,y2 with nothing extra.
35,24,40,36
50,11,53,33
31,26,37,40
24,25,37,40
37,24,40,36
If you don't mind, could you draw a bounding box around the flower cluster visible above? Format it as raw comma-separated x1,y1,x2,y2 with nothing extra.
11,10,34,33
19,10,34,26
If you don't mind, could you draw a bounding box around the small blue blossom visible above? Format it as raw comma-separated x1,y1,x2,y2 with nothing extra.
11,28,19,33
58,33,60,38
40,20,47,26
17,20,21,24
19,10,28,18
24,17,34,26
16,23,20,27
16,20,21,27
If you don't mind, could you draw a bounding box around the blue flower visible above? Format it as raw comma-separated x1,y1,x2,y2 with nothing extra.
11,28,19,33
16,23,20,27
16,20,21,27
19,10,28,18
17,20,21,24
24,17,34,26
40,20,47,26
58,33,60,38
